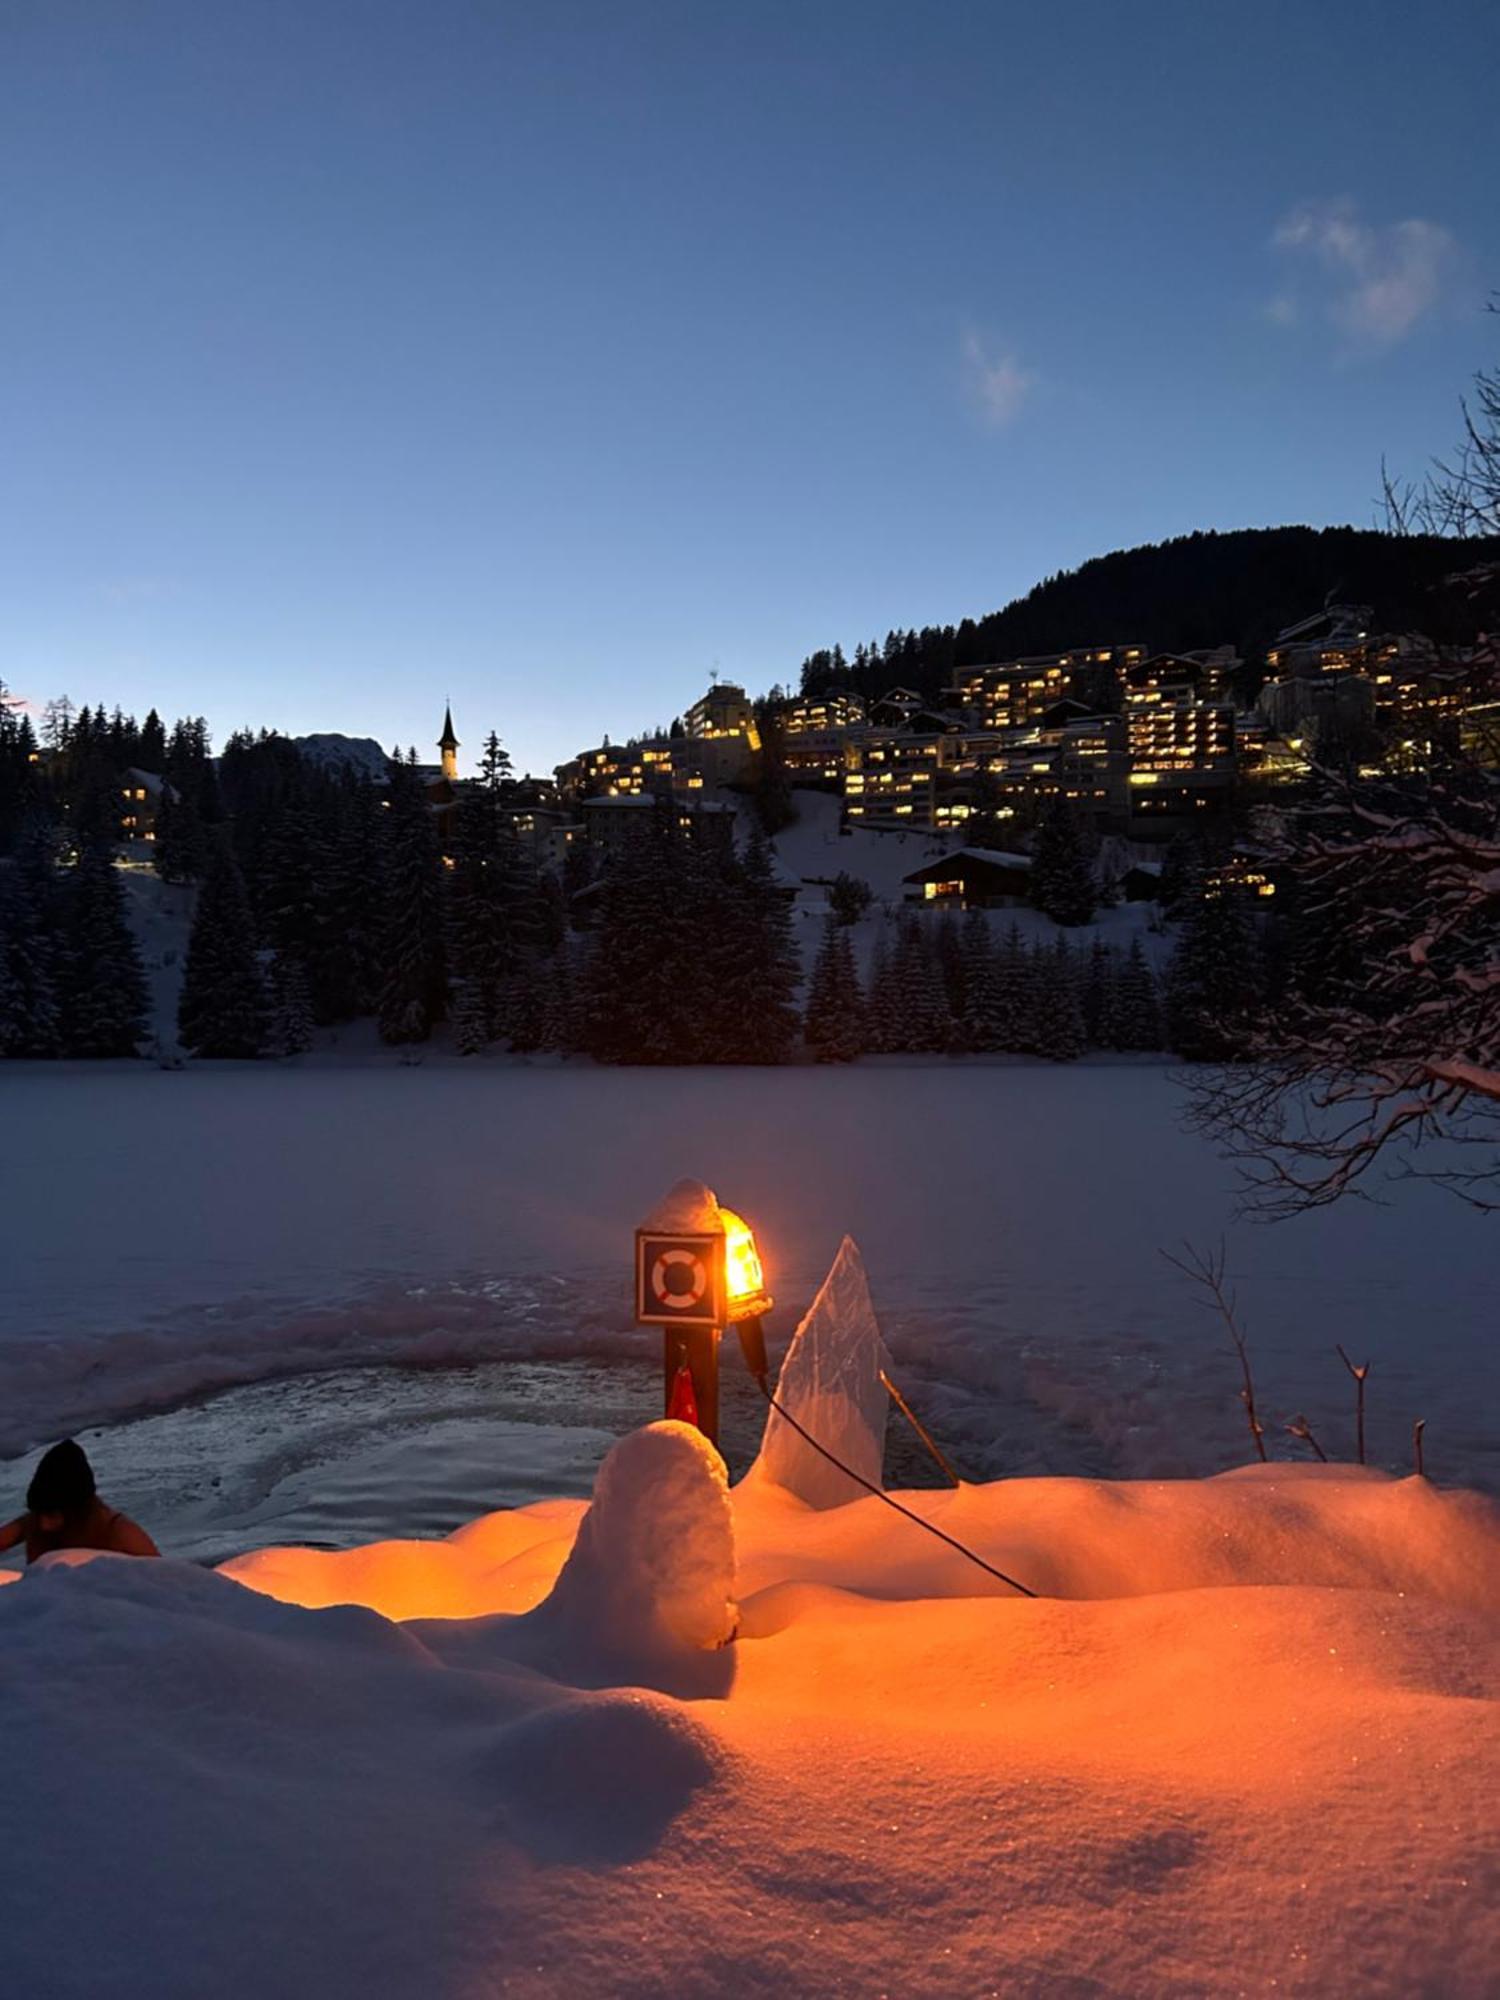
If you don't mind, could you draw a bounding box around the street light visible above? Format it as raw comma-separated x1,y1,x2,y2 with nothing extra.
635,1179,773,1447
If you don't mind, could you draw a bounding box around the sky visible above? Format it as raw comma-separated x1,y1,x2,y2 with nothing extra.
2,1,1497,779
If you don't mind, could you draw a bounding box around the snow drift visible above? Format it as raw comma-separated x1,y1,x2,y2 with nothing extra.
4,1458,1493,1996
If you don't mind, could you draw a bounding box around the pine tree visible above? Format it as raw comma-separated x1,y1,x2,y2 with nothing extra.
269,954,314,1056
377,763,446,1045
139,708,167,772
1165,886,1264,1060
933,910,966,1023
958,907,1002,1052
862,926,898,1053
537,937,577,1054
888,912,951,1052
729,828,800,1062
178,845,268,1058
1156,830,1208,920
310,779,384,1021
990,921,1035,1053
153,781,206,883
62,843,149,1057
804,917,864,1061
578,808,705,1062
1082,938,1118,1049
0,819,62,1055
1030,800,1098,926
1114,936,1163,1050
1032,935,1084,1061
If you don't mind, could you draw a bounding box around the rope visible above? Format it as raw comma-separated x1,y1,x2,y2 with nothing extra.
753,1377,1039,1599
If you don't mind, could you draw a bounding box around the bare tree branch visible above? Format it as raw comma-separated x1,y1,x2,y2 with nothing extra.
1161,1240,1267,1461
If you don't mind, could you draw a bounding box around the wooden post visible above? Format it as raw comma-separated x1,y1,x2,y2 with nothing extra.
663,1324,721,1447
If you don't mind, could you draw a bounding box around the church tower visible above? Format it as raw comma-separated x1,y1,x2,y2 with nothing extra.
438,703,459,783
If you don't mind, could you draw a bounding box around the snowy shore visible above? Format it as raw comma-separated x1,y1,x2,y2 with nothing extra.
2,1448,1495,1998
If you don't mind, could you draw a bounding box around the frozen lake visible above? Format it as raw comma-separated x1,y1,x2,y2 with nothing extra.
2,1061,1495,1557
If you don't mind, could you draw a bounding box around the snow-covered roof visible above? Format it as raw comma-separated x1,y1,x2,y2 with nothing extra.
581,794,735,813
120,767,168,797
904,847,1033,878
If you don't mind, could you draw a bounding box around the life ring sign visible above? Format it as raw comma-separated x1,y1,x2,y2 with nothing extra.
635,1229,727,1328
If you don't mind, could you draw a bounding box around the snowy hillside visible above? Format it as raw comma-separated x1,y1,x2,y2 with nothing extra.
769,788,1171,976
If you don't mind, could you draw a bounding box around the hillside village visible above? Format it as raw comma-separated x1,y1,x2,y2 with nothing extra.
1,561,1496,1070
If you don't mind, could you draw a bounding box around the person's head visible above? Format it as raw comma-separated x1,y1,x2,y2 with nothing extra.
27,1439,96,1533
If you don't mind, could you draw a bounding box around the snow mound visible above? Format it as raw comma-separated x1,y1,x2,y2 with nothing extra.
535,1420,737,1654
732,1462,1500,1612
221,1496,582,1622
488,1688,727,1863
749,1235,890,1508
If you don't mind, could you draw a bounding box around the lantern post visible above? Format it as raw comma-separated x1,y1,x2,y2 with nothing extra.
634,1179,772,1450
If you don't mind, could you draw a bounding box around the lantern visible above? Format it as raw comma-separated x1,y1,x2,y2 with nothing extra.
635,1180,773,1446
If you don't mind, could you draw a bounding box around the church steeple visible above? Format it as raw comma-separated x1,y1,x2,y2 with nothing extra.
438,703,459,783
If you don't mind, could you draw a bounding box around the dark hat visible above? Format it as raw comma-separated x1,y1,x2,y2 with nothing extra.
27,1439,97,1519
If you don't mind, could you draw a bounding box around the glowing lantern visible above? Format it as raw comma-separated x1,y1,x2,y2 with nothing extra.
720,1207,772,1322
635,1180,773,1448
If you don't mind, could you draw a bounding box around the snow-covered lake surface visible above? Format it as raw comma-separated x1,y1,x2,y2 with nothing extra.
3,1062,1496,1553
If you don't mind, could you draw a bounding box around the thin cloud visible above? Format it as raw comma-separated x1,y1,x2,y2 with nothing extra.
1270,198,1461,345
92,575,182,607
960,327,1035,427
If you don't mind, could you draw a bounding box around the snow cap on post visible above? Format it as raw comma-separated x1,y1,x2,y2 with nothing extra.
638,1177,723,1236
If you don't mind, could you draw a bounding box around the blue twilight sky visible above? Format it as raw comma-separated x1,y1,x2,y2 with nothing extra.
2,1,1497,778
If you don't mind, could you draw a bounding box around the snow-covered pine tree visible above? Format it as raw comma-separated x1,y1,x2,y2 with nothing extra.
889,911,951,1053
991,920,1035,1053
259,804,319,973
933,910,966,1024
1155,829,1208,920
377,761,446,1045
1029,799,1098,926
1164,882,1264,1060
732,827,801,1062
1032,935,1084,1061
958,906,1002,1052
862,924,897,1053
269,953,314,1056
0,818,62,1056
577,806,705,1062
178,843,268,1058
1113,935,1162,1050
536,935,577,1055
1082,937,1118,1049
804,916,864,1061
60,842,149,1057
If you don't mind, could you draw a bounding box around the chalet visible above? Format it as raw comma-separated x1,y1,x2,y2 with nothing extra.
902,848,1034,910
580,792,736,852
118,768,174,847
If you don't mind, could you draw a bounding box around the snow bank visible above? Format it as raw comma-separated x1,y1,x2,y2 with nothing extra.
749,1234,891,1507
2,1459,1495,1997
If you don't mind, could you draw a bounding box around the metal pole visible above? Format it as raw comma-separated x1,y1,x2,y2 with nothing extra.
880,1368,962,1487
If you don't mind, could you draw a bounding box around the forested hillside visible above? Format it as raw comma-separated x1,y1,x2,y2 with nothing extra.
795,525,1500,705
